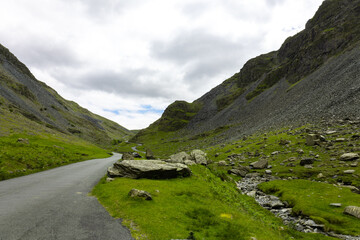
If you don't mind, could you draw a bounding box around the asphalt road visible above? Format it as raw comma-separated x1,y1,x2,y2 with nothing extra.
0,153,133,240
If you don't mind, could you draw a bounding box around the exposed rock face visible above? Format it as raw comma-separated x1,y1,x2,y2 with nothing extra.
228,166,250,177
108,160,191,179
344,206,360,219
340,153,359,161
128,189,152,200
190,149,207,165
168,152,190,163
250,159,268,169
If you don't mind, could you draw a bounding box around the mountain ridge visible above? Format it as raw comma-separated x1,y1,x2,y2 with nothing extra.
0,44,132,146
132,0,360,147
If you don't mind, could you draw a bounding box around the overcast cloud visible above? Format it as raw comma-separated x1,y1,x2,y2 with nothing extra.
0,0,323,129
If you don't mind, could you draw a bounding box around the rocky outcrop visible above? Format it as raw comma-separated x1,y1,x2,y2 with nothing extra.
108,160,191,179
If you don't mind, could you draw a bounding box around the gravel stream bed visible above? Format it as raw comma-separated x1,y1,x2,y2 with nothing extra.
236,175,360,240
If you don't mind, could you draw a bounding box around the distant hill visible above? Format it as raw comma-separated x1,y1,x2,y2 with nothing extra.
132,0,360,147
0,44,132,146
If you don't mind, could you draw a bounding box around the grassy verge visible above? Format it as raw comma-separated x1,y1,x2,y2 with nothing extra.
92,165,334,240
258,179,360,236
0,133,110,180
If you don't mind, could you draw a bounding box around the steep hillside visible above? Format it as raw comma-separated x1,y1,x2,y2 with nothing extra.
0,44,132,146
132,0,360,150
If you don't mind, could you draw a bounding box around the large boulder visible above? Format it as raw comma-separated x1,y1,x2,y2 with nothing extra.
343,206,360,219
168,152,190,163
190,149,207,165
108,160,191,179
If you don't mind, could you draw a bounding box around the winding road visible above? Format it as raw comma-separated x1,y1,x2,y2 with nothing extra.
0,153,133,240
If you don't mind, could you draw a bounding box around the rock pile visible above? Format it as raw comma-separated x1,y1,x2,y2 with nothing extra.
237,175,360,240
167,149,208,165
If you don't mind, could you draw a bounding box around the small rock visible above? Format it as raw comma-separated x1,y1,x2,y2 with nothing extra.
344,170,355,174
279,140,291,145
17,138,29,144
317,173,324,178
306,134,320,146
351,162,358,167
217,160,227,166
128,189,152,200
335,138,346,142
251,159,269,169
122,152,134,160
247,190,257,198
146,149,155,159
300,158,315,166
340,153,359,161
304,165,313,169
296,149,304,154
330,203,342,207
344,206,360,219
326,130,337,135
106,177,115,182
265,170,272,174
132,152,141,158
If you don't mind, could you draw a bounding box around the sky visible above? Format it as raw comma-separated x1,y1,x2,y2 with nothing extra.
0,0,323,130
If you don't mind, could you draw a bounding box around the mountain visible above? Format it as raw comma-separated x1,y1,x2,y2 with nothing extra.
132,0,360,149
0,44,132,146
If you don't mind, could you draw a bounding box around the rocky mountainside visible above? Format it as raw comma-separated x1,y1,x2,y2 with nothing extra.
133,0,360,144
0,44,132,146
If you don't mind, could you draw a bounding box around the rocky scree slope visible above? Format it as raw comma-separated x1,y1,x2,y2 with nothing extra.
133,0,360,145
0,44,132,146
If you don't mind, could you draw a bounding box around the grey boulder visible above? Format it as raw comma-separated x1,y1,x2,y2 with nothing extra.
168,152,190,163
108,160,191,179
340,153,359,161
344,206,360,219
128,189,152,200
190,149,207,165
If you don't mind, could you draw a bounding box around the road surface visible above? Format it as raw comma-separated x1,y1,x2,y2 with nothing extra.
0,153,133,240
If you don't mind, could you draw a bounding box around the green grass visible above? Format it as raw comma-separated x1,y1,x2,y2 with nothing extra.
258,179,360,236
0,133,110,180
92,165,334,240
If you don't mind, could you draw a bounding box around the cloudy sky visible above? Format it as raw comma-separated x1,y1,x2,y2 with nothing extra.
0,0,323,130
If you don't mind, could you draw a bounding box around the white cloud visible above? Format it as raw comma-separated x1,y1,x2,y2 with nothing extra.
0,0,323,129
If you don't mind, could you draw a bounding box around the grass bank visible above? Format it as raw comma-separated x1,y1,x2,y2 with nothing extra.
258,179,360,236
92,165,334,240
0,133,110,180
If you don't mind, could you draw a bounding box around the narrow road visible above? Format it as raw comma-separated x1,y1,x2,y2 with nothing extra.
0,153,133,240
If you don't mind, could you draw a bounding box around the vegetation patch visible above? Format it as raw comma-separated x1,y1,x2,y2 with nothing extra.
92,165,333,240
258,180,360,235
0,133,110,180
